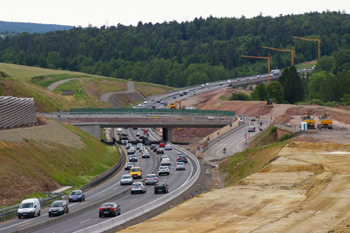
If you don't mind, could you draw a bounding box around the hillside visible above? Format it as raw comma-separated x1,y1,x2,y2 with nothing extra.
0,63,174,112
0,20,73,34
0,116,119,207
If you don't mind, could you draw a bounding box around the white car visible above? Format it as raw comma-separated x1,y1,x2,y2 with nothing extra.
227,80,231,83
257,75,260,78
144,101,148,104
201,84,205,87
206,83,209,86
176,162,186,170
131,182,146,194
158,166,170,176
145,174,158,185
120,174,133,185
138,104,142,107
220,82,223,85
161,158,171,166
165,144,172,150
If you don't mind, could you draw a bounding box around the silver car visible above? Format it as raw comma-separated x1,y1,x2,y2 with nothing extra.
136,143,143,149
176,162,186,170
165,144,172,150
145,174,158,185
120,174,133,185
131,182,146,194
158,166,170,176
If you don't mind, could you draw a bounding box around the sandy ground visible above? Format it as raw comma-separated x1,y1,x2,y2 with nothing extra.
120,87,350,233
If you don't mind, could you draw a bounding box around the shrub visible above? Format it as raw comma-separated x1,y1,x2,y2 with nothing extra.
229,92,251,101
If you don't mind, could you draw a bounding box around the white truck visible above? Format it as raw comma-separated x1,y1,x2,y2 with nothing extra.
271,69,280,75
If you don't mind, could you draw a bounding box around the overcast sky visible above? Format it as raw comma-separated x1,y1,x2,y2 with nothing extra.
1,0,349,27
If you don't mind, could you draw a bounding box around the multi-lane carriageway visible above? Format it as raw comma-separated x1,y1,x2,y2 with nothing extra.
0,128,197,233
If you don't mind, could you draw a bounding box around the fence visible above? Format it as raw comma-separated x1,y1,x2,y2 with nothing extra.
0,96,37,129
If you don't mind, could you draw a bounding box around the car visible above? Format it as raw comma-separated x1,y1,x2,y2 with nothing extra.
144,139,151,145
193,89,196,92
127,148,135,154
48,200,69,217
139,135,145,140
154,182,169,194
237,78,240,81
246,77,249,80
151,98,154,101
173,96,176,99
160,154,169,160
136,132,141,137
163,102,167,106
133,127,138,130
99,202,121,218
136,143,143,149
124,162,134,170
165,144,172,150
176,162,186,170
157,148,165,154
257,75,260,78
161,158,171,166
138,104,142,107
177,155,188,163
159,142,165,147
129,155,138,162
126,143,132,149
158,166,170,176
220,82,223,85
131,182,146,194
160,100,164,104
69,190,85,202
153,146,159,152
120,174,133,185
145,174,158,185
17,198,41,218
130,167,142,178
139,146,145,152
206,83,209,86
144,101,148,104
150,144,157,150
142,151,150,158
248,126,256,132
201,84,205,88
227,80,231,83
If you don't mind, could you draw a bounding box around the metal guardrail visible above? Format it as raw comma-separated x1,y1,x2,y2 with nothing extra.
0,194,64,222
73,130,201,233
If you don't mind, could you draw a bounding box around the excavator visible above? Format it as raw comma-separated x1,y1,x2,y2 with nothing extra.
264,95,273,108
168,100,184,109
301,112,315,129
318,114,333,129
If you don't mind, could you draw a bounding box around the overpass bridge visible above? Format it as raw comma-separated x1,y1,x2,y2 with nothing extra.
41,108,235,141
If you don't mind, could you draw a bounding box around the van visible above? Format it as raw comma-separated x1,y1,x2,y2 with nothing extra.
17,198,41,218
117,128,122,134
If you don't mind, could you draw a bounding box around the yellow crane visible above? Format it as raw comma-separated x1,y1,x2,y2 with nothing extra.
293,35,322,59
262,46,295,65
241,53,272,84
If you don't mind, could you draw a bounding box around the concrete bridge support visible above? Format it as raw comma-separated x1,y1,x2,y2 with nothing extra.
162,127,172,142
76,125,101,140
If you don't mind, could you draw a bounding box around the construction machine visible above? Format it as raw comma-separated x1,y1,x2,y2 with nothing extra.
301,112,315,129
264,96,273,108
318,114,333,129
168,100,184,109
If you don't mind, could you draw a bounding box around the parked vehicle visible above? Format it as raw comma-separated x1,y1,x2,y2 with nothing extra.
145,174,158,185
69,190,85,202
17,198,41,218
48,200,69,217
131,182,146,194
154,182,169,194
99,202,121,217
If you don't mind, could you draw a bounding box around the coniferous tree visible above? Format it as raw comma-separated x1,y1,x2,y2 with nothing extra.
284,65,304,104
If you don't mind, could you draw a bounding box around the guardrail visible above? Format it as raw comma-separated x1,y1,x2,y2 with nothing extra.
72,130,201,233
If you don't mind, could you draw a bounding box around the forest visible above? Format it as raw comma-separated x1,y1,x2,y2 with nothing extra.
0,10,350,103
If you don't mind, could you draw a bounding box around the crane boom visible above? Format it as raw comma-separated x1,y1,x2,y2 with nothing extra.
241,54,271,84
293,35,321,58
262,46,295,65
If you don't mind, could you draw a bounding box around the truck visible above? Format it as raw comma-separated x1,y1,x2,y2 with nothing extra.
270,69,280,76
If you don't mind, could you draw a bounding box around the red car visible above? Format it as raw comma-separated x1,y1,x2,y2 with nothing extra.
159,142,165,147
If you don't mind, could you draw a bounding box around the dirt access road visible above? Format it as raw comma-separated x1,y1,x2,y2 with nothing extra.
120,87,350,233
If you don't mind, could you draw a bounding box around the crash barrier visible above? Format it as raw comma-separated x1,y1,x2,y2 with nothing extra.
80,143,125,191
12,142,159,233
72,131,201,233
69,108,235,117
0,96,37,129
0,194,63,222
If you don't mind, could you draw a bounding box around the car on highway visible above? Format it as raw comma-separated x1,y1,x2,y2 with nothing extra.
151,98,154,101
160,100,164,104
161,154,169,160
228,80,231,83
153,146,159,152
136,143,143,149
127,148,135,154
158,166,170,176
220,82,223,85
159,142,165,147
150,144,157,150
69,190,85,202
136,132,141,137
154,182,169,194
201,84,205,88
206,83,209,86
173,96,176,99
138,104,142,107
131,182,146,194
157,148,165,154
139,135,145,140
145,174,158,185
126,143,132,149
257,75,260,78
165,144,172,150
144,101,148,104
17,198,41,218
237,78,240,81
142,150,150,158
248,126,256,132
176,162,186,170
120,174,133,185
161,158,171,166
99,202,121,218
177,155,188,163
124,162,134,170
163,102,167,106
129,155,138,162
48,200,69,217
130,167,142,178
139,145,145,152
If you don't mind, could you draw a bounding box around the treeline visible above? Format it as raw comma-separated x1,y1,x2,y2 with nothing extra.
0,20,73,35
1,11,350,87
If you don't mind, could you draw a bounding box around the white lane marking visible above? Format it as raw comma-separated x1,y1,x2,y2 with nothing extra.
130,199,137,203
147,191,151,194
80,218,91,224
0,219,33,231
69,203,77,207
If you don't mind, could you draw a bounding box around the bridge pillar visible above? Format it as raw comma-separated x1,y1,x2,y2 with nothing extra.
76,125,100,140
162,127,172,142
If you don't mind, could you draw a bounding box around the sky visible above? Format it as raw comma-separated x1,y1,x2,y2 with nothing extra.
1,0,349,27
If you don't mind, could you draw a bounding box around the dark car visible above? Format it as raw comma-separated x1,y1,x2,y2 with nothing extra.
153,146,159,152
139,135,144,140
173,96,176,99
157,148,165,154
99,202,121,218
150,144,157,150
69,190,85,202
177,155,188,163
144,139,151,145
48,200,69,217
154,182,169,194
